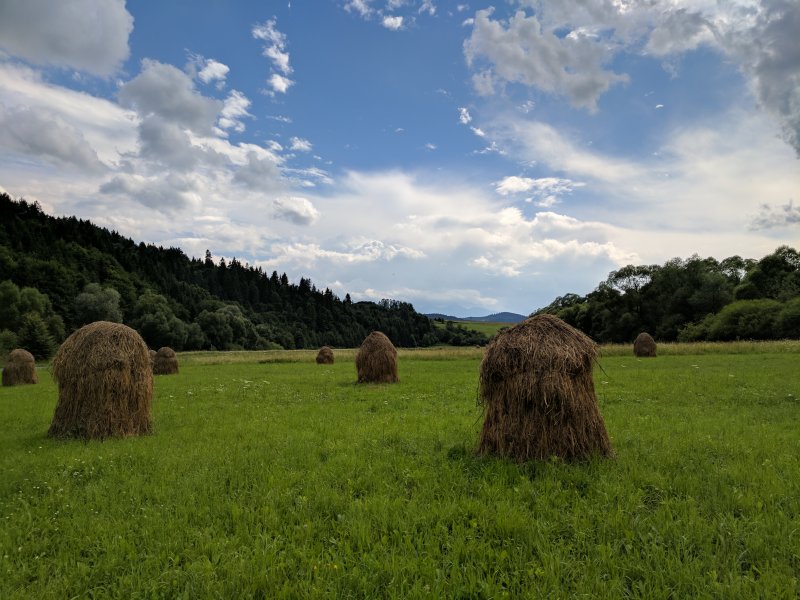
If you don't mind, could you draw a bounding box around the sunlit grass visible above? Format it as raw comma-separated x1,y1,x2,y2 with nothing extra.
2,347,799,598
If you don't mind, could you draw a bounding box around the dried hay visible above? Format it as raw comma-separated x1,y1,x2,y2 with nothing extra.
478,313,612,462
153,346,178,375
2,348,38,386
149,349,156,366
48,321,152,440
633,332,657,357
316,346,334,364
356,331,398,383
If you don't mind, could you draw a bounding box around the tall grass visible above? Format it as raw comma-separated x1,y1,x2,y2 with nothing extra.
1,348,798,598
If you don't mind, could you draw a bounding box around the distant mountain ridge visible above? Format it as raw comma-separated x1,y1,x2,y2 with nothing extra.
426,311,527,323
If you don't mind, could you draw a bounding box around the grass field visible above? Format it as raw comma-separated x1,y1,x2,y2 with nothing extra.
1,345,799,598
433,320,511,337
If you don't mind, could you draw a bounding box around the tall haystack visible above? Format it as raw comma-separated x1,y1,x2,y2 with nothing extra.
478,313,612,462
633,332,657,357
2,349,38,386
316,346,334,364
153,346,178,375
356,331,398,383
48,321,152,440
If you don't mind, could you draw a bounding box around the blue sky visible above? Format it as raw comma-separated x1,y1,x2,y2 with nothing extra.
0,0,798,316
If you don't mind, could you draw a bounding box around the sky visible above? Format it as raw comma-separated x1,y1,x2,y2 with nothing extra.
0,0,798,317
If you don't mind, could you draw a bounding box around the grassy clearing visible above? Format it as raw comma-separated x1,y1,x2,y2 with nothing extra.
1,348,799,598
433,320,511,337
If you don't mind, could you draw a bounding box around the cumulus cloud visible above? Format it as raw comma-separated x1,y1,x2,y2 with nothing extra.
465,1,800,154
99,173,200,212
382,16,404,30
719,1,800,156
252,18,295,95
495,175,584,206
197,59,230,86
465,8,629,111
458,107,472,124
0,106,106,173
218,90,252,133
0,0,133,75
289,137,313,152
344,0,373,18
233,151,284,191
750,200,800,230
272,196,320,225
118,59,221,135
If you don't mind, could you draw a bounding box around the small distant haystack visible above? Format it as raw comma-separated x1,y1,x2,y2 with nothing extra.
316,346,334,364
149,349,156,366
356,331,398,383
633,332,657,357
48,321,152,440
2,349,38,386
153,346,178,375
478,313,612,462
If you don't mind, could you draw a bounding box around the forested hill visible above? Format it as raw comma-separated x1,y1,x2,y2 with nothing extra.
536,247,800,343
0,193,464,357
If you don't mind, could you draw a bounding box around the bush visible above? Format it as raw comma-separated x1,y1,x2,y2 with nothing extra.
707,299,782,341
776,297,800,339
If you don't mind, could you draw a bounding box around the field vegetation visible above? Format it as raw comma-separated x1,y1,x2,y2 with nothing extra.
1,345,799,597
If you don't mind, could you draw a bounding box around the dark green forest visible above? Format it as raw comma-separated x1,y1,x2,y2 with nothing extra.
537,246,800,343
0,193,488,358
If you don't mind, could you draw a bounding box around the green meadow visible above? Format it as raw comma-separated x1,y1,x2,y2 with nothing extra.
1,345,799,598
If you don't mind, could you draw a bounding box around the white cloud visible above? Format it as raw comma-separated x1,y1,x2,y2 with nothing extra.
382,16,404,30
344,0,373,18
197,59,230,85
465,8,629,112
0,62,137,164
0,0,133,76
466,1,800,155
273,196,320,225
119,59,221,135
99,172,201,212
218,90,252,133
253,19,295,95
0,105,106,173
425,142,437,150
289,137,313,152
267,73,294,95
458,107,472,124
495,176,584,208
233,151,284,191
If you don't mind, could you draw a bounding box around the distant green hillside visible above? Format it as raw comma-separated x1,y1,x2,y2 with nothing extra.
0,193,488,356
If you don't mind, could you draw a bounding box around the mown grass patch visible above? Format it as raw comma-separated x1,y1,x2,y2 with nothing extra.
1,350,798,598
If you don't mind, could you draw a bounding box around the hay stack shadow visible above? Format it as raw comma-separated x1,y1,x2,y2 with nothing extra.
478,313,612,462
2,349,38,386
153,346,179,375
356,331,398,383
316,346,334,364
48,321,153,440
633,332,657,357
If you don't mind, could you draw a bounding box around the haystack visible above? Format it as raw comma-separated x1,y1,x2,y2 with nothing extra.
478,313,612,462
356,331,398,383
316,346,334,364
48,321,152,440
633,332,657,357
149,349,156,366
153,346,178,375
2,349,38,386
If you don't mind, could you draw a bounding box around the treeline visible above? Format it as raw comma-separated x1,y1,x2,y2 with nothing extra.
537,247,800,343
0,194,487,358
